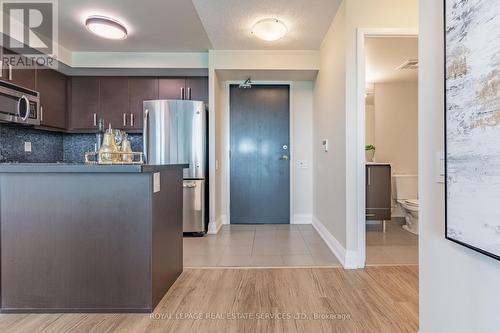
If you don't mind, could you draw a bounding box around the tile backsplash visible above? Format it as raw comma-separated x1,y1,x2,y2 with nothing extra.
0,125,64,163
63,133,143,163
0,124,143,163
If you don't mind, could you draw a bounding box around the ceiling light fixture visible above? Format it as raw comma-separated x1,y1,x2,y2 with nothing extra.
251,18,287,41
85,15,128,40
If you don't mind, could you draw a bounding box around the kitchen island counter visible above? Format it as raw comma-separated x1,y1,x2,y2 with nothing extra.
0,163,186,313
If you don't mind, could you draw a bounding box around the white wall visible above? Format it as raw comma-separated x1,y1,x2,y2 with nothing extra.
312,0,419,266
419,0,500,332
215,80,314,226
313,1,347,247
373,82,418,175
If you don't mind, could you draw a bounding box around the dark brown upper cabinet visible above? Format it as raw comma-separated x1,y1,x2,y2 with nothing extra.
185,77,208,104
0,48,36,90
129,78,158,130
69,77,100,131
100,77,130,130
36,67,67,129
159,78,186,100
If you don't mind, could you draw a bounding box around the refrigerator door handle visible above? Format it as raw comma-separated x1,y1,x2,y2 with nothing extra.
143,109,149,163
183,183,197,188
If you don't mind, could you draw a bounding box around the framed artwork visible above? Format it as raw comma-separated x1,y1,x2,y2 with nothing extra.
445,0,500,260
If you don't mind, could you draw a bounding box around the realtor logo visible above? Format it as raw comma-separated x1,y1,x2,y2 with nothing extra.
0,0,58,69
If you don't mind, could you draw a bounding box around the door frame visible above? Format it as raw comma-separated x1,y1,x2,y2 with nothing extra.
224,81,294,225
355,29,419,268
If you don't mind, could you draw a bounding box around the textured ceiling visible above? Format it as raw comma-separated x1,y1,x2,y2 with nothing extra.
58,0,212,52
191,0,342,50
365,37,419,83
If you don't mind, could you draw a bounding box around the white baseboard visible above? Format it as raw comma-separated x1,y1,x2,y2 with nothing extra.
207,215,225,234
312,216,359,269
292,214,312,224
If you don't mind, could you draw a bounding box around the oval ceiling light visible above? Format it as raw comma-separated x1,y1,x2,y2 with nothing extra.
251,18,287,41
85,15,128,40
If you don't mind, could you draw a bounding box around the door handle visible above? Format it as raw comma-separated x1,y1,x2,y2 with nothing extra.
130,113,135,127
123,113,127,127
180,87,185,100
280,155,289,161
93,113,97,126
144,109,149,162
188,87,192,100
8,64,12,81
368,167,371,186
40,105,43,122
183,183,197,188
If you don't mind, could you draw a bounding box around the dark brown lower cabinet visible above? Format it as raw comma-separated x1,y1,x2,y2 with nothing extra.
0,165,185,313
366,164,392,221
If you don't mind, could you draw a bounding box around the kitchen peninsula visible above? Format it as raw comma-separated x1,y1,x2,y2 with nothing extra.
0,163,187,313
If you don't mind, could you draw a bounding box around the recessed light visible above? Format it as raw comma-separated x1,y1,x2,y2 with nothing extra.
85,15,128,40
251,18,287,41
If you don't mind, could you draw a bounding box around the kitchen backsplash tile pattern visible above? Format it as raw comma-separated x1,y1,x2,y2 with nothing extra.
63,133,143,163
0,125,143,163
0,125,64,163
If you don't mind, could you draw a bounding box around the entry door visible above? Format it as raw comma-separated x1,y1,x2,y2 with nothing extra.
230,85,290,224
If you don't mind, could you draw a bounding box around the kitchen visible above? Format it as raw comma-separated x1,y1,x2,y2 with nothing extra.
0,9,209,312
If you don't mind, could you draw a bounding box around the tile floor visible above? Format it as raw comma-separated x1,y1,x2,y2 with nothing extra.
366,222,419,265
183,224,342,268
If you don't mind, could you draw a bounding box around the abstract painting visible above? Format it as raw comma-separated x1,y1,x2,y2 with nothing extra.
445,0,500,260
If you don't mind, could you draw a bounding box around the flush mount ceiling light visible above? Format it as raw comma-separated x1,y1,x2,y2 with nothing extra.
251,18,287,41
85,15,128,40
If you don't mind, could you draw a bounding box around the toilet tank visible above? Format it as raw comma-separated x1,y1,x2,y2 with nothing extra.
393,175,418,200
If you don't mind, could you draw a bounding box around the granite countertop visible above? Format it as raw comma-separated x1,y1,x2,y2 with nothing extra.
0,163,189,173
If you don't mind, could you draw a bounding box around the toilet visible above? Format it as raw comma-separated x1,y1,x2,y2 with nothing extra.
393,175,419,235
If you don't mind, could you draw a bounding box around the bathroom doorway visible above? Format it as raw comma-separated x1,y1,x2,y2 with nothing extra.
362,34,419,265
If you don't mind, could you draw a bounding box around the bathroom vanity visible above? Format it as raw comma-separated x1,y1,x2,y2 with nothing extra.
366,163,392,231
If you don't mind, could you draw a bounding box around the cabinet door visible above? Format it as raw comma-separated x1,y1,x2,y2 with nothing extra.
100,78,129,129
185,77,208,104
129,78,158,130
366,165,392,220
1,49,36,89
36,67,67,129
70,77,100,130
159,78,185,100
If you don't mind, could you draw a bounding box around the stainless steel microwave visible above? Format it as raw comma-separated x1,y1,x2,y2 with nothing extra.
0,81,40,126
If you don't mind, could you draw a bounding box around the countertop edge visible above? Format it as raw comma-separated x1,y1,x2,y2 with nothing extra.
0,164,189,173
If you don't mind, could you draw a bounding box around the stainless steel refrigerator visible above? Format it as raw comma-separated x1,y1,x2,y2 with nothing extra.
143,99,207,234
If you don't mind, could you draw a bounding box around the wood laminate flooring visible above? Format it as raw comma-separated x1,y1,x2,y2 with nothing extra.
0,266,419,333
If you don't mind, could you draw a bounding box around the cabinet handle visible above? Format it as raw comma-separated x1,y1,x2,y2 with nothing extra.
123,113,127,127
180,87,185,100
8,64,12,81
130,113,134,127
93,113,97,126
188,87,192,100
368,168,371,186
40,106,43,122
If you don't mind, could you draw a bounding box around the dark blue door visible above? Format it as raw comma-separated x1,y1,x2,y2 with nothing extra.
230,85,290,224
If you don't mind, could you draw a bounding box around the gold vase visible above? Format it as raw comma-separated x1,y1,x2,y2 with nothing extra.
99,126,120,163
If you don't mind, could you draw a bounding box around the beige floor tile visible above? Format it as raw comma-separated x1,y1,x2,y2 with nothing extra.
249,255,284,267
281,254,315,266
217,254,252,267
222,244,253,256
311,252,342,266
184,255,220,267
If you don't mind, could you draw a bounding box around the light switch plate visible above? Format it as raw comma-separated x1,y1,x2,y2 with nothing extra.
153,172,161,193
298,160,308,169
322,139,329,152
24,142,32,153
